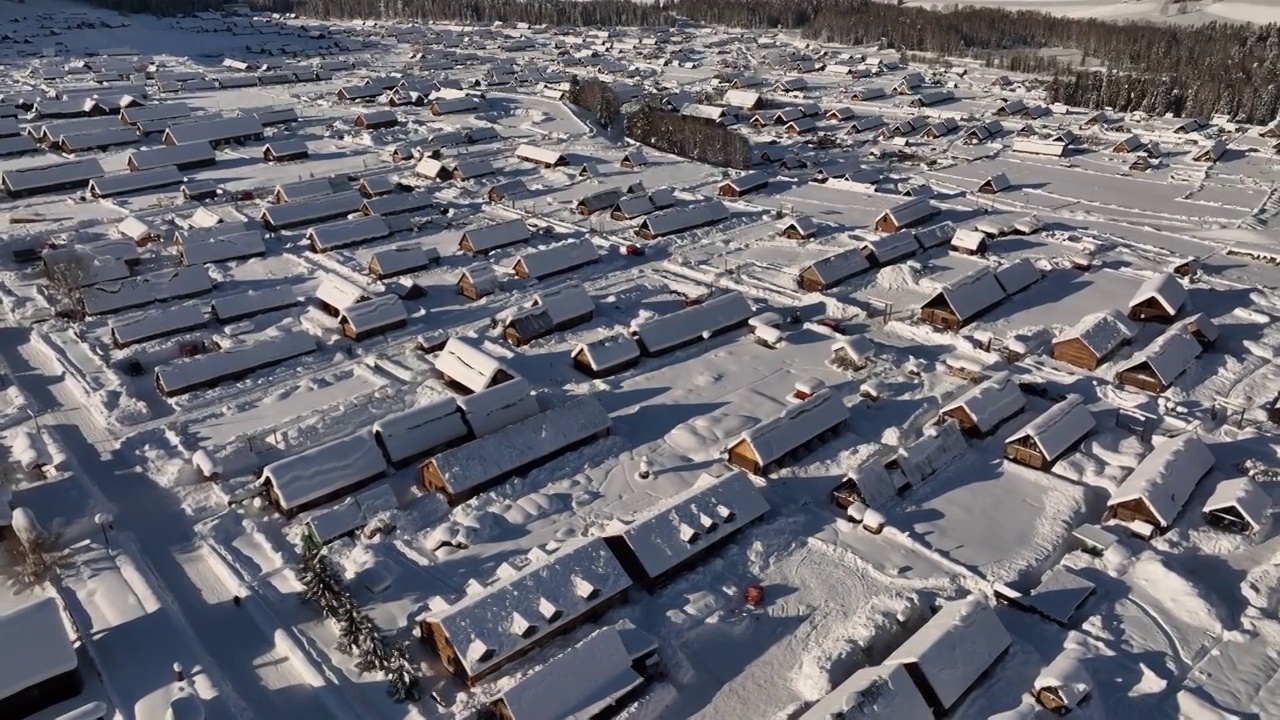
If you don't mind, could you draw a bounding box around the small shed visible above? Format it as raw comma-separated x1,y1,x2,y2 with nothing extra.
354,109,399,130
1052,309,1138,370
1203,477,1271,535
830,336,876,371
725,389,849,475
434,337,515,394
263,139,309,163
458,263,500,301
315,276,370,316
976,173,1011,195
1106,434,1214,536
938,371,1025,437
1127,273,1186,323
1004,395,1095,470
779,215,819,240
514,143,567,168
1033,649,1092,714
620,150,649,169
949,228,987,255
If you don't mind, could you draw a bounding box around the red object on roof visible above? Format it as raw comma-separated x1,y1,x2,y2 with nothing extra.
745,584,765,607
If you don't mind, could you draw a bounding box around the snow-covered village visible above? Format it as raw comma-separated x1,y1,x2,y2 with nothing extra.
3,1,1280,719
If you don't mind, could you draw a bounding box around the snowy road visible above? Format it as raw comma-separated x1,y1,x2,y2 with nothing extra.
0,325,337,720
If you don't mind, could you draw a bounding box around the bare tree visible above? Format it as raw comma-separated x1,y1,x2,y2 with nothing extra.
4,508,67,588
44,253,90,321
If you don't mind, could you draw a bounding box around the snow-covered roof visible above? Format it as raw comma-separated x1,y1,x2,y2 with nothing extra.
363,189,435,216
373,397,468,464
89,166,184,198
514,238,599,279
127,142,215,171
1116,325,1202,386
315,276,369,311
1056,309,1137,357
950,228,986,252
927,266,1006,321
339,294,406,333
1181,312,1219,343
1128,272,1186,315
879,197,936,226
633,291,752,354
883,597,1011,711
110,303,207,346
2,158,106,193
274,176,348,202
261,192,365,230
536,284,594,325
994,258,1041,295
457,376,540,438
427,395,608,497
722,89,761,108
735,388,849,466
462,219,531,252
421,536,632,678
1034,649,1092,709
370,246,440,276
83,266,212,316
799,663,931,720
860,231,919,264
0,595,77,701
1203,477,1271,530
804,247,871,286
1108,434,1214,527
356,108,397,125
638,201,729,237
306,215,391,252
514,143,565,166
498,625,645,720
181,229,266,265
1007,394,1094,461
155,331,317,394
263,430,388,511
574,334,641,372
163,116,263,145
264,138,308,158
435,337,511,394
454,158,496,179
941,371,1025,433
211,287,296,322
1022,566,1096,624
609,470,769,581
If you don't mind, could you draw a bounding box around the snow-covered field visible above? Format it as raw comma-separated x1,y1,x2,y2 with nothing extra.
2,2,1280,720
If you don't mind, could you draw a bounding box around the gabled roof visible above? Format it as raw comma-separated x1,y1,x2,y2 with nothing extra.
1007,394,1094,461
609,470,768,580
181,229,266,265
1129,272,1187,315
883,597,1011,711
941,370,1025,433
1055,309,1137,357
498,625,645,720
734,389,849,466
860,231,920,264
306,215,391,252
926,266,1006,321
1108,434,1214,527
339,294,407,333
804,247,871,285
994,258,1041,295
799,663,931,720
1116,325,1202,385
633,291,752,353
163,116,263,145
315,276,369,311
515,238,599,279
435,337,510,393
514,143,566,166
456,376,540,438
536,284,594,325
263,430,387,511
128,142,216,171
722,171,769,192
462,219,531,252
879,197,937,226
370,245,440,276
1203,476,1270,530
573,334,640,372
2,158,106,193
639,201,729,237
373,398,467,464
421,537,632,679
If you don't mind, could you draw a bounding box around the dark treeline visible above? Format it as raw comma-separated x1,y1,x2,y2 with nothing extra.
82,0,1280,123
568,76,622,129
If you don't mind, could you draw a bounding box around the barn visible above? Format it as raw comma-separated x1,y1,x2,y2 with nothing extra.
918,267,1006,330
874,197,939,233
1202,477,1271,535
1105,434,1214,537
725,389,849,475
1051,309,1138,370
1126,272,1186,323
938,371,1025,437
1004,395,1095,470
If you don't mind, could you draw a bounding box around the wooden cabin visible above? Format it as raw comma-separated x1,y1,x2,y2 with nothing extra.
457,264,499,301
1051,310,1137,371
1105,435,1214,536
1126,273,1186,323
725,389,848,475
1004,395,1094,470
1203,477,1270,535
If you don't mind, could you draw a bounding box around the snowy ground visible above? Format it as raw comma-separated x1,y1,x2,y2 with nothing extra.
2,3,1280,720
